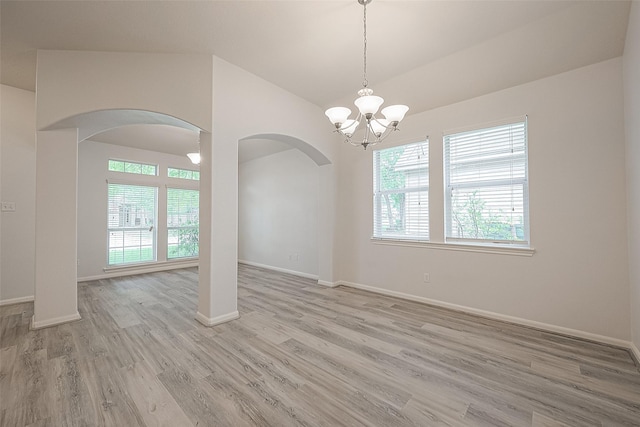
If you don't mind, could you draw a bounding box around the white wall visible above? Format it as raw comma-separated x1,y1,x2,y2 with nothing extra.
35,50,213,132
195,56,338,324
0,85,36,303
31,50,337,327
337,58,630,342
77,140,199,280
623,1,640,353
32,50,214,327
238,148,319,277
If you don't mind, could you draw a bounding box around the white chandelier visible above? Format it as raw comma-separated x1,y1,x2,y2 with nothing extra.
325,0,408,150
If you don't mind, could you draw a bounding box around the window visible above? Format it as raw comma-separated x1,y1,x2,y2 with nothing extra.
107,184,157,265
168,167,200,181
108,159,157,176
373,140,429,241
444,119,529,246
167,188,199,259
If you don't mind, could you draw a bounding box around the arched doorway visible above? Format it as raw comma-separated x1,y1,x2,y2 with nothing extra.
32,109,204,329
238,134,330,280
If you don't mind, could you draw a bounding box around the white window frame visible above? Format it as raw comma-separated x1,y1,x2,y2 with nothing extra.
444,117,529,248
373,139,429,242
107,182,158,266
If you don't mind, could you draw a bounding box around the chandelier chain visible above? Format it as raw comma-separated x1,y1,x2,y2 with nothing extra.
362,0,368,88
324,0,408,150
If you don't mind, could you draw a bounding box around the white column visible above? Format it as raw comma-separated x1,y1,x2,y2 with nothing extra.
196,131,239,326
32,129,81,329
317,163,338,286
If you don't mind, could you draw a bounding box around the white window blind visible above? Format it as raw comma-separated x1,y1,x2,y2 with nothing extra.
444,119,529,246
107,183,157,265
373,140,429,241
167,188,199,259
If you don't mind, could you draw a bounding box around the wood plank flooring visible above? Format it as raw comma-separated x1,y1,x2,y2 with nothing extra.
1,265,639,426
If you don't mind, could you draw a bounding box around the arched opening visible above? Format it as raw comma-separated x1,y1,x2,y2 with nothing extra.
237,134,328,280
33,109,207,329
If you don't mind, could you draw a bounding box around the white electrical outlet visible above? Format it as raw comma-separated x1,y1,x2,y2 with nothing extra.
1,202,16,212
423,273,430,283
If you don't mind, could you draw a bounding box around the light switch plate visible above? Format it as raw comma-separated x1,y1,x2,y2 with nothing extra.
1,202,16,212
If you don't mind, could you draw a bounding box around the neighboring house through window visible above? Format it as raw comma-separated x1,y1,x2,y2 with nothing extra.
107,183,157,265
106,160,200,266
373,140,429,241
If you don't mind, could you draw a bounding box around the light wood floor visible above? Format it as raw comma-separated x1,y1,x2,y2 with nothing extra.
1,265,639,426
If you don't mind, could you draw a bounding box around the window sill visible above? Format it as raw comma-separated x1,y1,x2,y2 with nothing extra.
370,238,535,257
104,258,198,272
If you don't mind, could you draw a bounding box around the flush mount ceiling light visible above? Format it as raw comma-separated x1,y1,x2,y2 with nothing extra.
325,0,409,150
186,152,201,165
187,133,201,165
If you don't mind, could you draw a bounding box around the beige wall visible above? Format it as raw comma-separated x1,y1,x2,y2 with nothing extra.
35,50,213,132
0,85,36,303
624,1,640,354
337,58,630,342
238,148,319,277
3,41,636,345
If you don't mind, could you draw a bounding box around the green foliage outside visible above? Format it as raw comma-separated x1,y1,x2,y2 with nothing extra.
108,247,154,264
451,191,522,241
168,167,200,181
379,147,406,232
168,224,199,259
108,160,157,176
167,188,199,259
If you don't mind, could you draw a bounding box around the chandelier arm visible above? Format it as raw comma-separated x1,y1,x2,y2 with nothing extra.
337,111,363,136
370,116,397,130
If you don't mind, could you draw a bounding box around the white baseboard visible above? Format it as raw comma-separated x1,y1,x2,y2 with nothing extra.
238,259,319,281
0,295,34,307
78,261,198,282
30,312,81,330
317,280,339,288
339,280,632,349
195,310,239,327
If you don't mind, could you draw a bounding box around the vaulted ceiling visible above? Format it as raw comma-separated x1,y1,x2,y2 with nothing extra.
1,0,632,157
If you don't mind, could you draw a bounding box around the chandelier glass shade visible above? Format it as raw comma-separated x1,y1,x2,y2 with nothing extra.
324,0,408,149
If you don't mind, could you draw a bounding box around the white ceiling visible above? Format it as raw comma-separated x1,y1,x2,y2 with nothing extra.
1,0,632,158
87,124,292,162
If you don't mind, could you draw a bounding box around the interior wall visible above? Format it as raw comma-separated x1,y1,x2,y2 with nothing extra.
0,85,36,303
336,58,630,342
623,1,640,353
35,50,213,132
238,148,319,277
77,140,199,280
196,55,338,323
